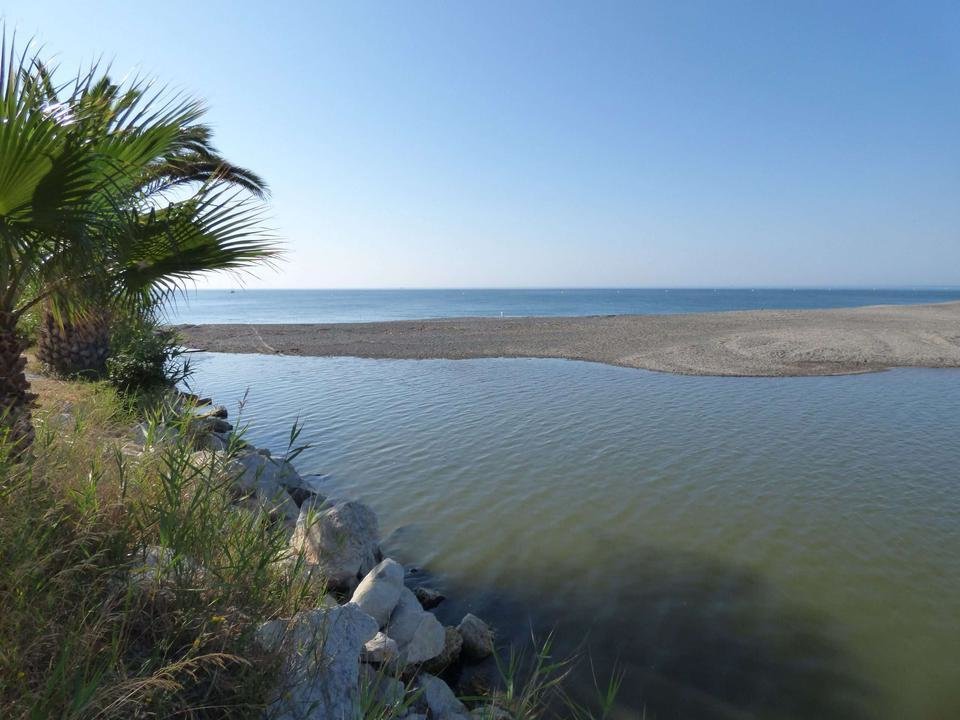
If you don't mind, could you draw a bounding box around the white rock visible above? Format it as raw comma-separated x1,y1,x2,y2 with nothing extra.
290,499,381,591
416,673,467,719
384,587,422,646
362,631,399,664
458,613,495,660
351,559,404,627
256,603,378,720
401,611,445,665
385,587,445,665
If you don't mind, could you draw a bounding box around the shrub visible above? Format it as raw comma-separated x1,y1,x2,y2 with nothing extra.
107,316,191,393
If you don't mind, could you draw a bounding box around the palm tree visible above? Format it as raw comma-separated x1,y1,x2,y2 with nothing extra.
31,72,270,377
0,33,277,454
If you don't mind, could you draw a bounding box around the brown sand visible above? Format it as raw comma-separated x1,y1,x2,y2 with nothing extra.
176,301,960,377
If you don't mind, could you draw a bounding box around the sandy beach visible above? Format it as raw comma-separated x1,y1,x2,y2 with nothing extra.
176,300,960,377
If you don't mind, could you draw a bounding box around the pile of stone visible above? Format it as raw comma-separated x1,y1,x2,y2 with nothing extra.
133,391,510,720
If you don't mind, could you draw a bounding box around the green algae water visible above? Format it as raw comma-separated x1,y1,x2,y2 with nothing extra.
187,354,960,719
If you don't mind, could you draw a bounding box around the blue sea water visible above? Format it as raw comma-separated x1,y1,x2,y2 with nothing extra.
165,287,960,324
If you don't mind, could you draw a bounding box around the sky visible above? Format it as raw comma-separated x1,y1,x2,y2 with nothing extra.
5,1,960,288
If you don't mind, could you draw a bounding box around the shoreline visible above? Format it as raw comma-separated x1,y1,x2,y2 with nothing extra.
176,300,960,377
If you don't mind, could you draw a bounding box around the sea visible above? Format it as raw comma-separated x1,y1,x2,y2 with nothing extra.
164,287,960,325
175,288,960,720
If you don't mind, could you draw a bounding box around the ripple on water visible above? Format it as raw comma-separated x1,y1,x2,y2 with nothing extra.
187,354,960,720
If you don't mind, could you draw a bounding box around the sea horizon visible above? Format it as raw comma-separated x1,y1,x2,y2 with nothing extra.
165,286,960,326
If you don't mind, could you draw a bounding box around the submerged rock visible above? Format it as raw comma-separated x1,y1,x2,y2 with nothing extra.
414,585,446,609
351,559,405,627
289,499,381,591
424,625,463,674
457,614,495,660
256,603,378,720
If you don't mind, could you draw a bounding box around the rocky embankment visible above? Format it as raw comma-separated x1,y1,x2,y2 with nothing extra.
134,391,504,720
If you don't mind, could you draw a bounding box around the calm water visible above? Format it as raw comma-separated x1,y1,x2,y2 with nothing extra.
166,287,960,324
187,353,960,720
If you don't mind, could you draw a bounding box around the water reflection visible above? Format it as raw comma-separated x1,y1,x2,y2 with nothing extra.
418,546,877,720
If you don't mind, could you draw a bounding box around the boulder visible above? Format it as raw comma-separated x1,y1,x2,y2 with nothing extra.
351,559,405,627
288,486,319,508
232,451,306,492
414,673,467,719
256,603,378,720
385,587,445,666
200,432,230,452
384,587,422,645
289,499,381,591
358,663,406,710
423,626,462,674
414,586,445,610
204,405,229,419
362,631,399,664
454,656,502,698
401,611,445,666
457,614,495,660
202,416,233,434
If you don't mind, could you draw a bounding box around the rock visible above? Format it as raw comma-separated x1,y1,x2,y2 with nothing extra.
288,486,319,507
358,664,406,710
256,603,378,720
196,416,233,434
423,626,462,674
457,614,495,660
351,559,405,627
206,405,229,419
232,451,307,492
414,586,446,610
414,673,467,719
362,631,399,664
384,587,422,645
289,499,381,591
454,656,502,697
132,421,179,447
385,587,445,666
402,611,445,665
199,432,230,452
226,452,303,525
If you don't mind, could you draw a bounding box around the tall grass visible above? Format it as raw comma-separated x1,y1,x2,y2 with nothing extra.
0,382,325,719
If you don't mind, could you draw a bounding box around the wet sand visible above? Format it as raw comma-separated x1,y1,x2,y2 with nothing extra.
176,301,960,377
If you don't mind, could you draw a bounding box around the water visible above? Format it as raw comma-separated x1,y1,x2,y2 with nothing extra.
187,353,960,720
166,287,960,324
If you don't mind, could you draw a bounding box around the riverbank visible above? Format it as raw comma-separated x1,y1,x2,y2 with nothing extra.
176,300,960,377
2,366,539,720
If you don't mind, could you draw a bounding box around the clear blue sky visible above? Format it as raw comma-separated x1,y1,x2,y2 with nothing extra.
6,1,959,288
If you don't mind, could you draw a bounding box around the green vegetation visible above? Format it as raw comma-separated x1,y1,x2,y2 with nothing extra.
0,377,323,717
0,29,277,454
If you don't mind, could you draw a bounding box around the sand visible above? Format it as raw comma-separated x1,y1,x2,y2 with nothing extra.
175,301,960,377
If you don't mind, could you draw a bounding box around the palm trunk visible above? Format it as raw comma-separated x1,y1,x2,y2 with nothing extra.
0,311,36,457
37,309,111,378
